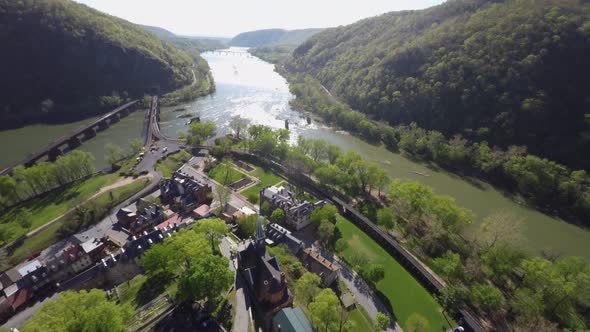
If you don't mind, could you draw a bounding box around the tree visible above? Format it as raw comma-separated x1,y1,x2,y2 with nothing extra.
0,175,19,202
0,225,13,245
16,208,33,229
270,208,286,224
361,263,385,285
375,312,391,331
22,289,132,332
470,283,504,313
477,211,524,251
105,143,125,168
317,220,335,245
128,138,143,155
213,185,231,213
348,251,368,270
437,284,469,316
405,313,430,332
261,201,272,215
187,121,216,146
229,116,249,139
374,169,390,197
376,208,395,230
309,288,340,332
237,214,258,238
142,244,177,277
195,218,229,254
310,204,338,224
431,251,464,282
177,254,233,304
295,272,321,307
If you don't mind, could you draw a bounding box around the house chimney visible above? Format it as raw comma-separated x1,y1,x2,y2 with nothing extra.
280,272,286,283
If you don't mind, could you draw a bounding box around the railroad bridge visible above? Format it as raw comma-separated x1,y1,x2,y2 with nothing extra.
0,100,140,175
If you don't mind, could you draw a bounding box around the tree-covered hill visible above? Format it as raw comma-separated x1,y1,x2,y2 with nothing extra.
0,0,196,128
230,28,323,47
139,24,177,38
286,0,590,169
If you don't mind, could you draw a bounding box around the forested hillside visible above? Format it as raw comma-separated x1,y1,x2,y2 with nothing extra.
230,28,322,47
286,0,590,169
0,0,196,128
139,24,176,38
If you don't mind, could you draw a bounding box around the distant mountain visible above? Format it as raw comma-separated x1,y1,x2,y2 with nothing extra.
230,28,323,47
0,0,198,128
287,0,590,168
139,24,177,38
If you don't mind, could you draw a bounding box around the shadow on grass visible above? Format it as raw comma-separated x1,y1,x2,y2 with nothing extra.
375,289,398,324
136,273,172,307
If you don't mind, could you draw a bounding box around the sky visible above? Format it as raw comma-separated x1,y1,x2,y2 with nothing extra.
74,0,445,38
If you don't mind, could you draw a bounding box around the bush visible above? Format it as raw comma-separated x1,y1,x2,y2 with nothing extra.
247,192,259,204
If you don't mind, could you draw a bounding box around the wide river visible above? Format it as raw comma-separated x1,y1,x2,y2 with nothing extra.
1,47,589,257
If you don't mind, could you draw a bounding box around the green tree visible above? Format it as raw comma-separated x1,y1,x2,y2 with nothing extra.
237,214,258,238
0,175,20,202
470,283,504,313
128,138,143,155
361,263,385,285
16,208,33,229
310,204,338,224
270,208,286,224
22,289,132,332
375,312,390,331
376,208,395,230
105,143,125,168
317,220,335,245
261,201,273,215
431,251,464,282
195,218,229,254
437,284,469,316
177,254,233,304
187,121,216,146
229,115,249,140
405,313,430,332
0,225,13,245
142,244,177,277
309,288,340,332
295,272,321,307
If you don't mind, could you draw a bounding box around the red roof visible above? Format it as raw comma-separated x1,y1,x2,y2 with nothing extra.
157,215,183,230
8,288,32,310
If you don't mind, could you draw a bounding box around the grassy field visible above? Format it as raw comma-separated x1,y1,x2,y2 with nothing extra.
206,163,246,185
0,173,121,244
335,215,451,330
156,150,191,178
240,166,283,203
6,179,149,268
349,306,377,332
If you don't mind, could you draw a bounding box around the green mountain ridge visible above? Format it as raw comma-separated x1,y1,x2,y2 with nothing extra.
286,0,590,169
0,0,197,129
230,28,323,47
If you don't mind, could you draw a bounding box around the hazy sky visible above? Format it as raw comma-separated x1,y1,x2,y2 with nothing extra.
74,0,444,37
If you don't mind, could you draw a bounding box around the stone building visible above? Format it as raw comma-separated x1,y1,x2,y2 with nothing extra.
260,186,325,231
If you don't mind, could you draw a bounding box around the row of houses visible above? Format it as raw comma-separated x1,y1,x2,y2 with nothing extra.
0,236,107,319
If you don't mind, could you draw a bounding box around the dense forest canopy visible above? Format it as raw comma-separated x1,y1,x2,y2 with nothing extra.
287,0,590,169
0,0,197,128
230,28,323,47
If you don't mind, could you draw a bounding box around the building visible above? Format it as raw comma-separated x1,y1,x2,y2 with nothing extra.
301,248,340,287
160,172,212,212
221,201,256,223
265,223,304,255
260,186,325,231
237,217,293,328
272,307,313,332
116,200,165,235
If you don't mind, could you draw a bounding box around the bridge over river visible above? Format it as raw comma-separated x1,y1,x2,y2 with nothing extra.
0,100,141,175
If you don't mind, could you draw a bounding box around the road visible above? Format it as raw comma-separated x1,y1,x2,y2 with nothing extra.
220,237,252,332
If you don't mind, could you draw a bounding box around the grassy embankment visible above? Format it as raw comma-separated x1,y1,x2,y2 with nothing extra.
5,178,149,268
156,150,191,178
335,215,451,330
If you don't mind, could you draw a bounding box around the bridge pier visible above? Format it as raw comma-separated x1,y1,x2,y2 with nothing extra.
48,148,63,162
83,128,95,140
97,121,109,132
108,114,120,124
68,137,81,149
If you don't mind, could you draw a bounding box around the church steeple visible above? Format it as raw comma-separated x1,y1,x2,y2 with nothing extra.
255,216,266,254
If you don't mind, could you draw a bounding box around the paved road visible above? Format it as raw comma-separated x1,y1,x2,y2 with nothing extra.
220,237,252,332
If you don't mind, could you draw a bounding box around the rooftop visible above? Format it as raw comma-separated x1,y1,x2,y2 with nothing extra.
303,248,339,272
273,307,313,332
80,238,103,254
17,260,42,277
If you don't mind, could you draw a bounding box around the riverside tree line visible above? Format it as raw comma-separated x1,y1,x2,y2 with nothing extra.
205,119,590,331
0,150,96,207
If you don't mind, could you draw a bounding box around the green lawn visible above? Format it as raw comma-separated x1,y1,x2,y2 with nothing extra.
6,179,149,268
0,173,120,244
336,216,451,330
349,306,377,332
240,166,283,203
206,163,246,185
156,150,191,178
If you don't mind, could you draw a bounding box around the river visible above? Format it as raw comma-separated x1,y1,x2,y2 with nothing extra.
1,47,588,258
